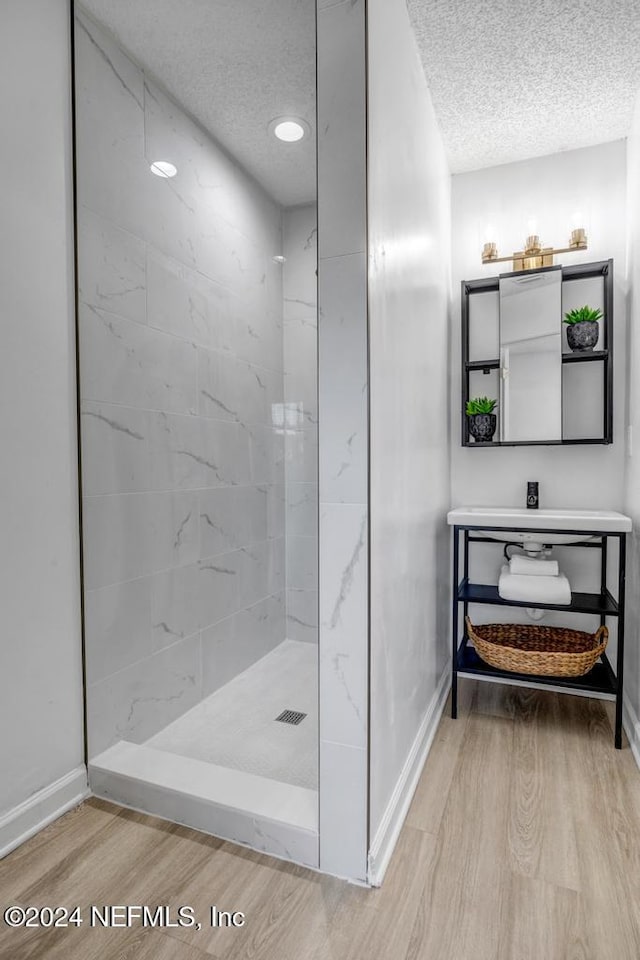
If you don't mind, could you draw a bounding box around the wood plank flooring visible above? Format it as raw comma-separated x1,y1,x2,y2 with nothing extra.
2,680,640,959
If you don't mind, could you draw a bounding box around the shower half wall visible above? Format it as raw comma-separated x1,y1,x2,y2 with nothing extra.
75,9,318,864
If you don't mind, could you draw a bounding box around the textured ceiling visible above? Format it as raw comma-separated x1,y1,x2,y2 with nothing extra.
406,0,640,173
80,0,640,193
80,0,316,207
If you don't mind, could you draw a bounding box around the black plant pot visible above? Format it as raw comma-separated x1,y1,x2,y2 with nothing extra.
467,413,497,442
566,320,599,352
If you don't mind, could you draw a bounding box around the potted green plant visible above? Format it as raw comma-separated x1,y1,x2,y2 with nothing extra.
466,396,498,442
563,305,602,352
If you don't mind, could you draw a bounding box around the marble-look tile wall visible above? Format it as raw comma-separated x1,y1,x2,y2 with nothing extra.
317,0,369,882
283,205,318,645
367,0,452,844
76,10,287,758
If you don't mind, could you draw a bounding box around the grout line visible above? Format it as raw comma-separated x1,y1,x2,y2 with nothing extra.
79,299,287,376
86,591,287,688
84,536,287,586
83,484,289,500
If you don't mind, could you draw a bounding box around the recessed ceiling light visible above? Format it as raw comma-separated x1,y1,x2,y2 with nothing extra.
268,117,309,143
150,160,177,178
272,255,287,264
274,121,304,142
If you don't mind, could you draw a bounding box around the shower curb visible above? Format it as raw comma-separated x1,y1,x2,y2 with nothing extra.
89,743,319,868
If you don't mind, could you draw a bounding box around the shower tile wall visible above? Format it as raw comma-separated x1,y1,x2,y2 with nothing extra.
317,0,369,881
283,206,318,644
76,11,287,757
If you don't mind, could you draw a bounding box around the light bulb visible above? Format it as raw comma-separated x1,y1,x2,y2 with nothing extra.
482,222,496,245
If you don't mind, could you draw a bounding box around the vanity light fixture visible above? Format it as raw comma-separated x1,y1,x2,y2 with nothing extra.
150,160,177,178
482,226,588,271
268,117,309,143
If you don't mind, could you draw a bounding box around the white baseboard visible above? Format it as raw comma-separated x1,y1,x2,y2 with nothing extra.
368,666,450,886
0,765,89,860
623,694,640,772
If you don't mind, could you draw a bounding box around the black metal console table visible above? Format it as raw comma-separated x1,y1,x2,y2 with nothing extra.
450,521,627,748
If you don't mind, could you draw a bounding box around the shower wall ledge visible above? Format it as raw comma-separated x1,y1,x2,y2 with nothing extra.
90,741,318,868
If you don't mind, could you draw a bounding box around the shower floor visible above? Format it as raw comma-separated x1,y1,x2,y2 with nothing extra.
89,638,319,864
145,639,318,790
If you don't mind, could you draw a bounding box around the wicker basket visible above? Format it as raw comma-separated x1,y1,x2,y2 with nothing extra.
464,616,608,677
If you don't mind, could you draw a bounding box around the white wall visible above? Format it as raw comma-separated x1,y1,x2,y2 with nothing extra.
451,140,628,510
624,97,640,762
367,0,452,873
0,0,86,843
450,142,628,677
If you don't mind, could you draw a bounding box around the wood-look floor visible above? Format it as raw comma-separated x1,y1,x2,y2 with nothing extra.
2,681,640,960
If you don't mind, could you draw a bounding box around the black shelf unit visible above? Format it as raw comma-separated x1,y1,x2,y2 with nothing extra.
562,349,609,364
461,259,614,446
457,579,619,616
450,522,627,748
467,350,609,370
457,644,617,697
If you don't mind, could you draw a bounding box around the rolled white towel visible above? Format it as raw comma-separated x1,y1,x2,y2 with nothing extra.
498,565,571,605
510,555,559,577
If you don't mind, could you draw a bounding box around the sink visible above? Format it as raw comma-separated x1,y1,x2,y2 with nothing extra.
476,530,594,547
447,506,632,545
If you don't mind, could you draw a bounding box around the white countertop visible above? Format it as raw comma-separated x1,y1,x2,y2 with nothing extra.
447,506,632,533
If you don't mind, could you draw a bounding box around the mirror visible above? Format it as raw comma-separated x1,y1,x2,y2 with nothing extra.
499,269,562,442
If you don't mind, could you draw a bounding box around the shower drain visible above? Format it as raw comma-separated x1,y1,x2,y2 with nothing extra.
275,709,307,725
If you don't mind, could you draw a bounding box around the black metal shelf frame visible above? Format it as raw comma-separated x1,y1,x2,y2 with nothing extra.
466,350,609,371
461,259,614,447
457,579,619,616
450,523,627,748
457,644,617,697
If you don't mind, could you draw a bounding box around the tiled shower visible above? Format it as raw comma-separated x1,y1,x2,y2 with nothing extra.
75,8,318,858
2,0,464,887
